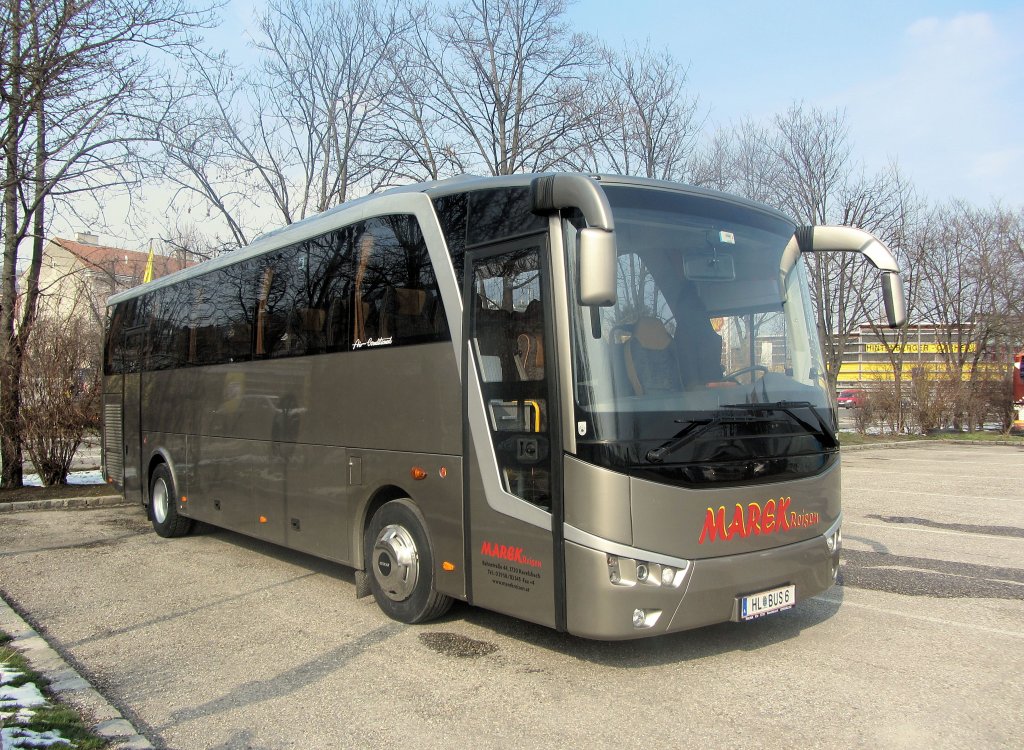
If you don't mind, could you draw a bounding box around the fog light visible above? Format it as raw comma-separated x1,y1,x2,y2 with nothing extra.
661,567,674,585
607,555,621,584
826,535,835,553
632,609,646,627
636,563,649,582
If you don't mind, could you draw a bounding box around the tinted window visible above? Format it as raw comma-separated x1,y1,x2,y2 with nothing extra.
147,283,190,370
298,230,356,354
103,301,129,375
111,215,448,371
466,187,545,247
352,216,449,349
253,248,301,360
433,193,467,278
433,187,547,285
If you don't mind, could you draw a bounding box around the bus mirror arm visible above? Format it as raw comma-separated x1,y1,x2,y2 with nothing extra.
532,174,618,307
796,224,907,329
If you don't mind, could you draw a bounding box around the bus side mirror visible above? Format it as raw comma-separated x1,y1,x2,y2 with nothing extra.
881,271,907,329
578,228,617,306
799,225,907,329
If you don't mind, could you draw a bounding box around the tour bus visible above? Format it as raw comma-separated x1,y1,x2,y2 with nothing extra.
102,173,906,639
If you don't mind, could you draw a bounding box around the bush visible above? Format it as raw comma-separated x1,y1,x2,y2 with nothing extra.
969,377,1015,432
19,315,101,485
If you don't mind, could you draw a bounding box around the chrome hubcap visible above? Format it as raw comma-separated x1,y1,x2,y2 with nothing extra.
372,524,419,602
152,478,169,524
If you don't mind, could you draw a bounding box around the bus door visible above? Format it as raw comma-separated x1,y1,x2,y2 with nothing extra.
463,238,565,630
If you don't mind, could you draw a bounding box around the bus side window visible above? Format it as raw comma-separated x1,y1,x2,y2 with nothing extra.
353,215,450,348
103,301,130,375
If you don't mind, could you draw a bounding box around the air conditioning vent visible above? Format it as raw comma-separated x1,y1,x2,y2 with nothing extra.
103,401,123,484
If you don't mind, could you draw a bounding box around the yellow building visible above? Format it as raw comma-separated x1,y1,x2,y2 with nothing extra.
837,324,1004,389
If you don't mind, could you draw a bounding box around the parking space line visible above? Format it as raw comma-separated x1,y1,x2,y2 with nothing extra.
817,593,1024,639
843,468,1013,481
845,488,1023,504
844,520,1024,542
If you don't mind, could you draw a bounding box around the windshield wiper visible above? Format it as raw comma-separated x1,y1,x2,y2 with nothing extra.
720,400,838,449
645,414,761,463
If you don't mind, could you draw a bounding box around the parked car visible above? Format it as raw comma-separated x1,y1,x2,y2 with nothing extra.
836,389,866,408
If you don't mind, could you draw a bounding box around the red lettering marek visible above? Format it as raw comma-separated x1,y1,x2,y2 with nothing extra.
479,540,543,568
698,506,728,544
696,496,819,544
727,503,747,539
747,502,762,536
763,499,777,534
777,496,792,530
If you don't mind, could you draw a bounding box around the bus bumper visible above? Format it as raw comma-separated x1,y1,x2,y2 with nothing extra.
564,527,839,640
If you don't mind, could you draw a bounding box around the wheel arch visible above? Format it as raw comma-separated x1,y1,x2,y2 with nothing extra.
145,448,181,509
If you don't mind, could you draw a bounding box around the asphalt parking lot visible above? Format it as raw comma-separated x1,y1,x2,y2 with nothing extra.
1,443,1021,749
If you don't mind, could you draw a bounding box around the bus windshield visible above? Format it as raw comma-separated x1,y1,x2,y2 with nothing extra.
567,185,834,485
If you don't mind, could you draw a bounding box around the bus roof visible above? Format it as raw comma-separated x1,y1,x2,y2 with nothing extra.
107,173,792,306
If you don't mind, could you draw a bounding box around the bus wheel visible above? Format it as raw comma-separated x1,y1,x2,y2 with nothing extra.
364,499,452,624
149,463,193,538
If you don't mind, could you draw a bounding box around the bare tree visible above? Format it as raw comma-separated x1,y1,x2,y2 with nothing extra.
158,52,258,249
849,165,923,430
569,44,702,181
161,0,410,244
20,312,101,485
913,200,1024,430
1,0,212,487
769,104,910,391
377,4,467,183
688,118,782,202
406,0,599,175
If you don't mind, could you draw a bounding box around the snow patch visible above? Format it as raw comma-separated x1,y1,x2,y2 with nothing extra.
22,469,104,487
1,727,74,748
0,682,48,709
0,665,25,683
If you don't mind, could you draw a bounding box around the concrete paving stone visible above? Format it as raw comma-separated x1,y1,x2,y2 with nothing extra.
94,718,137,738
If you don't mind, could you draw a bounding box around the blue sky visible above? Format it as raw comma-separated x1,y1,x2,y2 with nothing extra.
64,1,1022,248
213,0,1024,207
579,0,1024,206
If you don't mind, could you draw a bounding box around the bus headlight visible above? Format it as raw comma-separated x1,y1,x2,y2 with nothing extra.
607,555,689,588
824,523,842,580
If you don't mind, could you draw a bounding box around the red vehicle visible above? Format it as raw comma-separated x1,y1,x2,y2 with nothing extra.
1012,351,1023,434
1014,351,1024,404
837,389,866,409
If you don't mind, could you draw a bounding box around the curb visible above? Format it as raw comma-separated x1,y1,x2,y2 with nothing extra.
0,595,154,750
841,438,1024,451
0,494,128,514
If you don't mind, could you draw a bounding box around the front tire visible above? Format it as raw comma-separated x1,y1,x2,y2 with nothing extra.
149,463,193,538
364,499,452,624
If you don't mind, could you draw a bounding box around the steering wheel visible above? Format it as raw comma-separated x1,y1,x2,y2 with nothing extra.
721,365,769,383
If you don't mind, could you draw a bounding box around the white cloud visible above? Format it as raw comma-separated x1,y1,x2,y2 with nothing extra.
828,11,1024,205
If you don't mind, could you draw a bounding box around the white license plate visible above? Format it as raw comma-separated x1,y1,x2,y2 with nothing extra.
740,584,795,620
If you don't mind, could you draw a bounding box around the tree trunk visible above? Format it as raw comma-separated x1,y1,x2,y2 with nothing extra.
1,0,25,487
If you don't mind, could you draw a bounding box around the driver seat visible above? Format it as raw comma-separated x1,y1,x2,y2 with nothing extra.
624,317,682,396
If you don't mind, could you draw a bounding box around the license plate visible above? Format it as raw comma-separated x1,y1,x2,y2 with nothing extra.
740,584,795,620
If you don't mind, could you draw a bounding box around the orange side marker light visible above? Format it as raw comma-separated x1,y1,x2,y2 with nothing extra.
442,561,455,572
411,467,428,480
259,515,268,524
181,496,187,503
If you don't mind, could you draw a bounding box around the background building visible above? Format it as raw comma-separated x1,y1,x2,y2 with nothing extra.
837,323,1005,391
32,233,189,326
